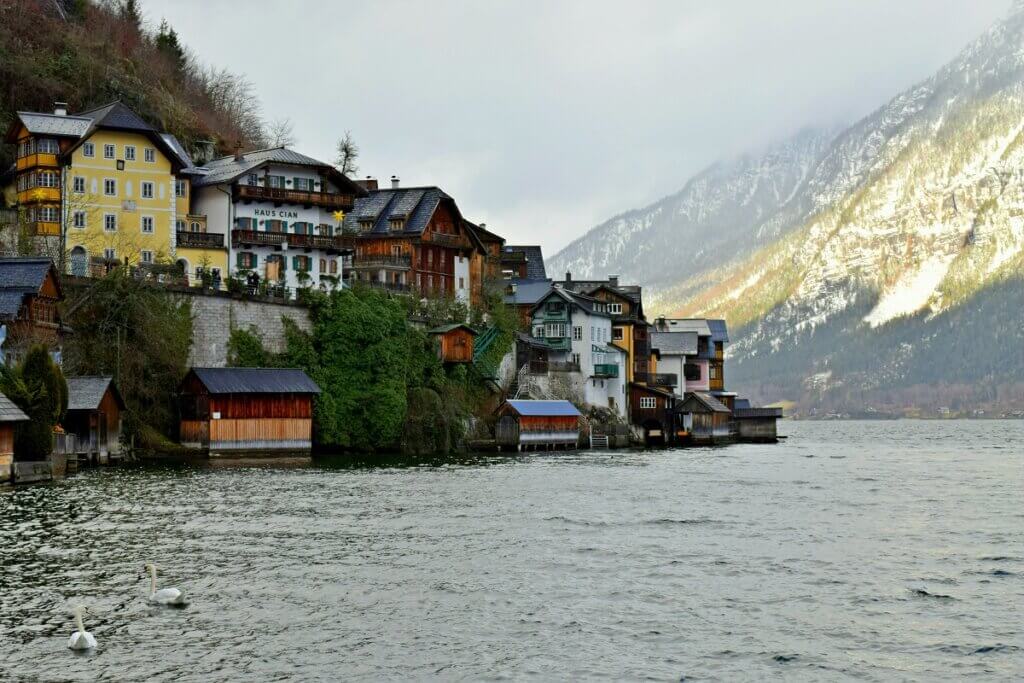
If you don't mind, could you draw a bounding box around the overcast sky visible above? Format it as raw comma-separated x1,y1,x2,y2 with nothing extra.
143,0,1007,255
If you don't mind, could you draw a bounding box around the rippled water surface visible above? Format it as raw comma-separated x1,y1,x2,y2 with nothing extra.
1,420,1022,681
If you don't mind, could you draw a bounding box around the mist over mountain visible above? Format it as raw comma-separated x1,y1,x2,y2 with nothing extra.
550,5,1024,416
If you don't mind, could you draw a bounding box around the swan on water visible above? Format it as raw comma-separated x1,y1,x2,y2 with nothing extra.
67,605,97,650
145,563,187,605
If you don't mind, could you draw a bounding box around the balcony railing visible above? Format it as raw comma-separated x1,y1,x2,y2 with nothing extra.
177,231,225,248
424,231,467,248
649,373,678,388
548,361,580,373
593,363,619,378
30,221,60,236
288,233,352,252
232,229,286,247
234,184,355,210
353,254,412,269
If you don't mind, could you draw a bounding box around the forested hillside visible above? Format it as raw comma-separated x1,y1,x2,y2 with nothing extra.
0,0,266,174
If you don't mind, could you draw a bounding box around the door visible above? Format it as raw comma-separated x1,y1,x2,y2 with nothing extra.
98,411,108,452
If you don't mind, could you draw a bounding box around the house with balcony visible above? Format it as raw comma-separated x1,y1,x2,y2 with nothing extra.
3,101,195,272
0,257,65,364
190,147,366,296
344,184,485,303
528,286,627,418
653,318,713,393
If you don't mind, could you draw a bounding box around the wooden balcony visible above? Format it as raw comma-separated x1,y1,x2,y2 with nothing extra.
177,231,225,249
649,373,678,388
593,363,620,378
18,187,60,203
16,153,59,170
424,231,469,249
234,184,355,210
31,221,60,236
231,229,286,248
288,233,353,252
353,254,412,269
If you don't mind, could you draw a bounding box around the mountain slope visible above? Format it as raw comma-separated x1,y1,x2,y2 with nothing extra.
552,5,1024,415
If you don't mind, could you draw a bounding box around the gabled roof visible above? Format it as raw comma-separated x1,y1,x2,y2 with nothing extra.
504,399,581,417
6,112,92,140
161,133,199,173
656,319,712,337
682,391,731,413
192,147,365,196
0,392,28,422
592,343,624,355
502,245,546,280
428,323,477,335
185,367,321,394
466,222,505,244
651,331,698,356
707,319,730,343
77,101,156,132
344,187,458,236
66,376,125,411
529,286,610,318
503,278,553,306
0,258,61,319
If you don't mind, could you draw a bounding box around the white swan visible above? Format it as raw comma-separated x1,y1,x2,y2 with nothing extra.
145,563,187,605
67,605,97,650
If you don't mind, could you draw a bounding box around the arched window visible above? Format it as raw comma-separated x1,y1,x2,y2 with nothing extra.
319,258,327,273
70,246,87,277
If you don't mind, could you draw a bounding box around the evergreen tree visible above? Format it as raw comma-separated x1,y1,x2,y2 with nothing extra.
0,345,67,460
120,0,142,33
156,19,187,72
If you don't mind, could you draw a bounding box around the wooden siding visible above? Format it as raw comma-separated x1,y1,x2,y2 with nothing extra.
0,424,13,457
209,395,313,419
210,418,311,444
436,328,475,363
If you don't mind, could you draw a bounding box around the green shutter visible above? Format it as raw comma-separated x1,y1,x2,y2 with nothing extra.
281,221,288,233
292,256,299,271
251,253,258,268
236,252,244,268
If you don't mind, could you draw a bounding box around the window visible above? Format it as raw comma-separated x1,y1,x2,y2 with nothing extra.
268,175,286,188
572,326,583,341
104,178,116,196
124,145,136,161
319,258,327,273
238,252,256,269
144,147,156,163
546,302,565,314
83,142,95,157
140,250,153,263
141,216,154,233
38,171,58,188
545,322,567,338
389,218,405,232
73,211,86,229
190,222,200,232
684,363,701,381
640,397,657,409
104,214,117,232
104,144,115,159
247,173,259,186
39,206,59,222
571,352,580,366
141,181,154,198
533,325,544,338
294,177,313,191
330,260,338,274
38,138,59,154
104,248,116,260
175,180,187,197
73,176,86,194
710,366,718,380
458,276,464,289
176,219,186,231
612,327,624,341
608,303,622,315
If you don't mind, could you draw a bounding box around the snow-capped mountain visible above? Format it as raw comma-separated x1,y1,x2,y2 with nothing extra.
550,5,1024,415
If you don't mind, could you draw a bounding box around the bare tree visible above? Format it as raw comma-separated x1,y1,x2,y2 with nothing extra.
335,131,359,176
266,117,296,148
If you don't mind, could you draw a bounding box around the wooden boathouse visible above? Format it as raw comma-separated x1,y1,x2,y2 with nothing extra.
179,367,321,455
64,376,125,463
0,391,28,483
675,391,733,444
495,399,581,451
733,399,783,442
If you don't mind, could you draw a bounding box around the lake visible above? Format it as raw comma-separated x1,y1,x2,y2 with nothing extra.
0,420,1021,681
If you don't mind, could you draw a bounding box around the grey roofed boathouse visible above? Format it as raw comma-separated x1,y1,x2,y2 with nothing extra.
186,367,321,395
0,392,28,422
66,376,125,411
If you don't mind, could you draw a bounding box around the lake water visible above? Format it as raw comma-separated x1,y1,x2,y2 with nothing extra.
0,420,1021,681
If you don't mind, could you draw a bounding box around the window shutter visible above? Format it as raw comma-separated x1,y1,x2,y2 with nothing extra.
292,256,299,271
281,221,288,232
236,252,244,268
251,253,258,268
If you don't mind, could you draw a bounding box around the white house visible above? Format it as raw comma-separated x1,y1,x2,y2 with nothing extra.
190,147,366,295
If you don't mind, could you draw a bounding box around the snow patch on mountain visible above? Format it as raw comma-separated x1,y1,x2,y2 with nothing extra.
863,254,956,328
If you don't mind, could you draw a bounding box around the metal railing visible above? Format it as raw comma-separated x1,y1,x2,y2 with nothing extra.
231,229,286,246
234,184,355,210
177,231,225,248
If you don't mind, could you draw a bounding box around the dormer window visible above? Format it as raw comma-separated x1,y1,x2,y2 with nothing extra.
358,218,374,232
389,218,405,232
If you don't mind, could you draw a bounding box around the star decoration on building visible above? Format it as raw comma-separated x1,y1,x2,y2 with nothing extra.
332,210,345,223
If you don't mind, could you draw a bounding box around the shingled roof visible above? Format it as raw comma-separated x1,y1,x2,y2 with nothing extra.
186,367,321,395
0,258,59,319
66,376,125,412
0,392,28,422
8,112,92,139
503,245,547,280
651,331,698,356
344,187,460,236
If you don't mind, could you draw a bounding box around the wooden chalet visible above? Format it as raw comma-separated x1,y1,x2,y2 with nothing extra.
345,185,484,303
629,384,676,446
0,257,64,362
465,222,507,298
495,399,581,451
0,391,28,483
179,367,321,455
429,323,477,363
675,392,733,444
64,376,125,462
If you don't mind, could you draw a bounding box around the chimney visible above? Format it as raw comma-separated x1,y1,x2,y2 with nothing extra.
565,271,572,282
609,274,619,288
355,176,378,191
234,143,244,163
391,175,400,189
479,222,487,230
53,102,68,117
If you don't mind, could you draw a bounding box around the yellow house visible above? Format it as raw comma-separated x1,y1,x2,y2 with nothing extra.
3,101,227,280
